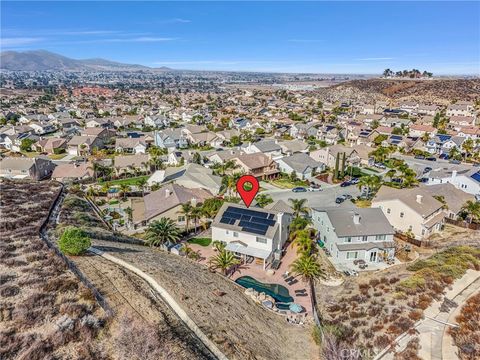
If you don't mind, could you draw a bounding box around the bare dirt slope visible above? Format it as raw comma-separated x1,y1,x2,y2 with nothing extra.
317,78,480,104
91,239,317,360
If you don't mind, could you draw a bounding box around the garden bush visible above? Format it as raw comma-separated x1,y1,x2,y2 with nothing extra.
58,227,91,256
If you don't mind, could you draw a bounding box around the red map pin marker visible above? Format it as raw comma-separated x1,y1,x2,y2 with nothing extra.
236,175,259,208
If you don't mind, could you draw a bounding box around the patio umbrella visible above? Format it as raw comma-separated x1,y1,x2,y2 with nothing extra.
289,303,303,313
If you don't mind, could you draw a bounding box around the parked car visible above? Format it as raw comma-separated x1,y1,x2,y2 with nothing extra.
439,153,449,160
343,194,353,200
350,178,360,185
423,166,432,173
449,159,461,164
335,196,345,204
340,181,352,187
374,162,386,169
414,154,425,159
292,187,307,193
426,157,437,161
308,186,322,192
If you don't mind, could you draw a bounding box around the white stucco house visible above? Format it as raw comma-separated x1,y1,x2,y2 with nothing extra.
425,168,480,197
211,203,292,270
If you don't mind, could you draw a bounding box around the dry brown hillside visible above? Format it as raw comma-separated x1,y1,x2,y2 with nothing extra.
317,78,480,104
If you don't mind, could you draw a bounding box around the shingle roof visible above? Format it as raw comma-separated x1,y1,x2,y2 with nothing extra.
313,208,394,237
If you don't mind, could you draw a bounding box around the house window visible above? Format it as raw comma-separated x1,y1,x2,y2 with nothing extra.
346,251,358,259
421,229,425,235
233,232,239,237
256,237,267,244
400,212,404,218
177,216,185,222
226,230,229,235
375,235,386,241
345,237,352,243
408,225,413,231
362,236,368,242
387,208,391,214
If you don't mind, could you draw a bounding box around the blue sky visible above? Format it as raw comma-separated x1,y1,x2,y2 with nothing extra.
1,1,479,74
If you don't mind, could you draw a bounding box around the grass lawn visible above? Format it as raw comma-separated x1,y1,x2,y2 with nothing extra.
48,153,67,160
21,151,40,158
363,167,379,173
354,199,372,208
270,178,309,189
100,175,150,187
187,237,212,247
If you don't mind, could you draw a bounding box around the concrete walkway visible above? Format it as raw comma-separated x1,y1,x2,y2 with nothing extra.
378,269,480,360
89,247,229,360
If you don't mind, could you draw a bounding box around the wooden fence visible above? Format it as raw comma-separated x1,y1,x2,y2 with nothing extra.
445,218,480,230
394,232,430,248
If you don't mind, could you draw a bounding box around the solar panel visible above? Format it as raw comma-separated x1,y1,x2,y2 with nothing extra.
243,228,266,236
438,135,451,142
391,135,402,140
268,214,275,220
220,217,231,224
471,172,480,182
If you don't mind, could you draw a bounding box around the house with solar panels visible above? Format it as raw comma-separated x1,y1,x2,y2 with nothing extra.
211,203,292,269
426,168,480,196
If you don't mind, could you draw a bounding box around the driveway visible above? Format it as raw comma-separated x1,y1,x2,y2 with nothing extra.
260,183,361,209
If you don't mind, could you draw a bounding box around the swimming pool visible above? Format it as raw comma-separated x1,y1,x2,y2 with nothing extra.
235,276,294,303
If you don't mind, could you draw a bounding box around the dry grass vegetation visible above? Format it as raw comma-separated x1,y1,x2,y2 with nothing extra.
0,180,106,360
448,292,480,360
1,182,215,360
316,246,480,355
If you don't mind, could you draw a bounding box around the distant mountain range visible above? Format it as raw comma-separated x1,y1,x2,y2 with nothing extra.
0,50,171,72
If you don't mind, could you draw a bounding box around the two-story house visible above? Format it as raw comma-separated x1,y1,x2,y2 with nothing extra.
372,186,446,239
311,208,395,265
211,203,292,270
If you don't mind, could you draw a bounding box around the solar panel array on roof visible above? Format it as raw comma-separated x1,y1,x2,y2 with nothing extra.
325,125,336,131
359,131,371,137
471,172,480,183
219,206,277,236
437,134,451,142
390,135,403,140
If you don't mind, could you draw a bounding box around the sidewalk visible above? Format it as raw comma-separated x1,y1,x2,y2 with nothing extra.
379,269,480,360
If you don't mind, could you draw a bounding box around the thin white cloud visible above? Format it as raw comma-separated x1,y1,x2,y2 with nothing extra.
288,39,323,43
74,37,178,44
1,37,43,46
60,30,121,35
357,57,394,61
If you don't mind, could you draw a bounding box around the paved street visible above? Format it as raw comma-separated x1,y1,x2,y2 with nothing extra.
259,182,361,209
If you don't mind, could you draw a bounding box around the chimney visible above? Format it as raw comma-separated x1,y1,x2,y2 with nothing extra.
416,195,423,204
191,197,197,206
277,212,285,249
165,189,171,198
353,213,361,225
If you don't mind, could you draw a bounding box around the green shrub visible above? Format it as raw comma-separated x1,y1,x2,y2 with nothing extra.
58,226,91,255
187,237,212,247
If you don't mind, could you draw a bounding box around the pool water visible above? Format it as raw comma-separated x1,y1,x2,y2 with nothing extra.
235,276,294,303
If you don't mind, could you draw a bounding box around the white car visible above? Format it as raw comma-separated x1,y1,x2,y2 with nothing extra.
307,186,322,192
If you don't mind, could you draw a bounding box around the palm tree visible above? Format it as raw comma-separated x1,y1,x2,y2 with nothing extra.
461,200,480,224
124,206,133,227
120,184,130,200
400,168,418,188
290,254,326,313
86,186,97,200
178,202,193,231
208,250,240,275
290,254,325,282
289,198,309,218
190,204,204,233
137,178,148,195
462,139,474,161
358,175,381,198
386,169,396,181
144,218,181,247
292,229,315,255
255,194,273,208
